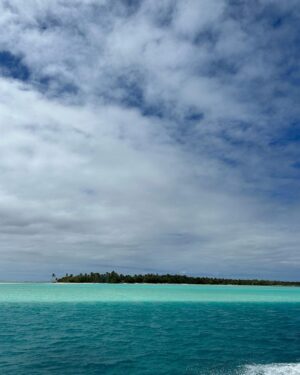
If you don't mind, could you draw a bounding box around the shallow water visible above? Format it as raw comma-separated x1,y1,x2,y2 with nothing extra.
0,284,299,374
0,283,299,303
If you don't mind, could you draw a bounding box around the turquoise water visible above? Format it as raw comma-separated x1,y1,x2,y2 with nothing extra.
1,283,300,303
0,284,299,374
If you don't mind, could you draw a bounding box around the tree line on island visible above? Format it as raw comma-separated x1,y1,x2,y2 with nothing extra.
56,271,300,286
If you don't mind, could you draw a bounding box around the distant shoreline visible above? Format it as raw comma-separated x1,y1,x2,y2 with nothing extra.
55,271,300,286
0,282,299,287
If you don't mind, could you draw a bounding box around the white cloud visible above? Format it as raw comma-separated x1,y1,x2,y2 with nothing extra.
0,0,299,280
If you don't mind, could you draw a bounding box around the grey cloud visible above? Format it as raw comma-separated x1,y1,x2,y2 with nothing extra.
0,1,299,280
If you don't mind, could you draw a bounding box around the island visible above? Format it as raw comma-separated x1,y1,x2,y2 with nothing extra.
56,271,300,286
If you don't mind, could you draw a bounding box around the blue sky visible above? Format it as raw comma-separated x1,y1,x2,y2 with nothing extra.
0,0,299,281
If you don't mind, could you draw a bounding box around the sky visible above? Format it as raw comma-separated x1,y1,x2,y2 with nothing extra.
0,0,299,281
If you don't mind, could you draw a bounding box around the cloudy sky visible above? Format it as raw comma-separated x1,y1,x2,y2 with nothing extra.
0,0,299,281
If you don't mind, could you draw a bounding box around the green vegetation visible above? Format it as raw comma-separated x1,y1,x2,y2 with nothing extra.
56,271,300,286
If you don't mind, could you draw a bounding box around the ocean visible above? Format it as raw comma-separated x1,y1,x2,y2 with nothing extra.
0,283,299,374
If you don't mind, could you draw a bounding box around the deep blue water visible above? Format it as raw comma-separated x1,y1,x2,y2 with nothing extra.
0,299,299,374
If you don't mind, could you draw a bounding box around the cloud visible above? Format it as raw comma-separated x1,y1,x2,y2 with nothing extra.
0,0,299,280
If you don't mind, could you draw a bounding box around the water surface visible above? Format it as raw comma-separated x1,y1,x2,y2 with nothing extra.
0,284,299,374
